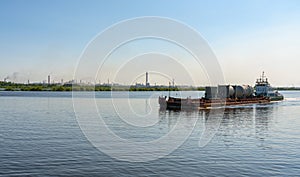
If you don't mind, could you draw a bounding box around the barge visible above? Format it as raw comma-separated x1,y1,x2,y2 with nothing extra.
159,72,283,110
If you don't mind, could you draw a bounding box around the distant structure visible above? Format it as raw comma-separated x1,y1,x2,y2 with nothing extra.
48,75,50,85
146,72,150,87
172,78,175,87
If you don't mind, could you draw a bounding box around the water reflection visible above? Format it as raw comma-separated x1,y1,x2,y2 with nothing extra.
158,104,276,148
158,108,198,130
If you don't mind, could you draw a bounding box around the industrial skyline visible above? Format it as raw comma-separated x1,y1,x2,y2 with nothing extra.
1,1,300,87
2,72,174,87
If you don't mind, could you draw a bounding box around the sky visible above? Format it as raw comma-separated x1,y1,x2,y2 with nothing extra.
0,0,300,86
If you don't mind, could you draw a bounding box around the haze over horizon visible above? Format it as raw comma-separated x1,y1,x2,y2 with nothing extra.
1,0,300,87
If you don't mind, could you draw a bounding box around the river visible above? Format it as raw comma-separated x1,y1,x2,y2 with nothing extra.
0,91,299,176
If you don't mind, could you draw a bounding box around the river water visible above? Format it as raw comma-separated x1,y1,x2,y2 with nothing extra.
0,91,299,176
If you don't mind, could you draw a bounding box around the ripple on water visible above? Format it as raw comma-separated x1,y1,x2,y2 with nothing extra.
0,91,300,176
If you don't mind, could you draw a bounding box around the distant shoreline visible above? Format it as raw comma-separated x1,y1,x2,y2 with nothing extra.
0,81,198,92
1,81,299,92
0,88,299,92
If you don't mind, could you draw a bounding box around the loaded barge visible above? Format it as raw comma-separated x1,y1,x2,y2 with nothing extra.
159,72,284,110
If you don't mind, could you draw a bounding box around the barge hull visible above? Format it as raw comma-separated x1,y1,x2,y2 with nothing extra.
159,97,270,110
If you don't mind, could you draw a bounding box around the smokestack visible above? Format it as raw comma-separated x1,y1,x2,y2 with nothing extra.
48,75,50,85
146,72,149,87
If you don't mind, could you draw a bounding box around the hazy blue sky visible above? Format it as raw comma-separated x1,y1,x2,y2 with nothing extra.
1,0,299,86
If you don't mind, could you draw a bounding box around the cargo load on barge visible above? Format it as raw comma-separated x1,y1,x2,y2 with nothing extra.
159,72,284,110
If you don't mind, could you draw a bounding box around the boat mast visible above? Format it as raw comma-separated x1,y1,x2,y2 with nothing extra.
168,81,171,97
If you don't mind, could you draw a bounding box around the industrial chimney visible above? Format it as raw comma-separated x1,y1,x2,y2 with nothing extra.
48,75,50,85
146,72,150,87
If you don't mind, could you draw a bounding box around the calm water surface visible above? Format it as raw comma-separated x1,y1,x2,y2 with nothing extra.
0,91,300,176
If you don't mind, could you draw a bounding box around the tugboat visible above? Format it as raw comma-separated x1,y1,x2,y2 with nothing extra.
254,72,284,101
159,72,284,110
